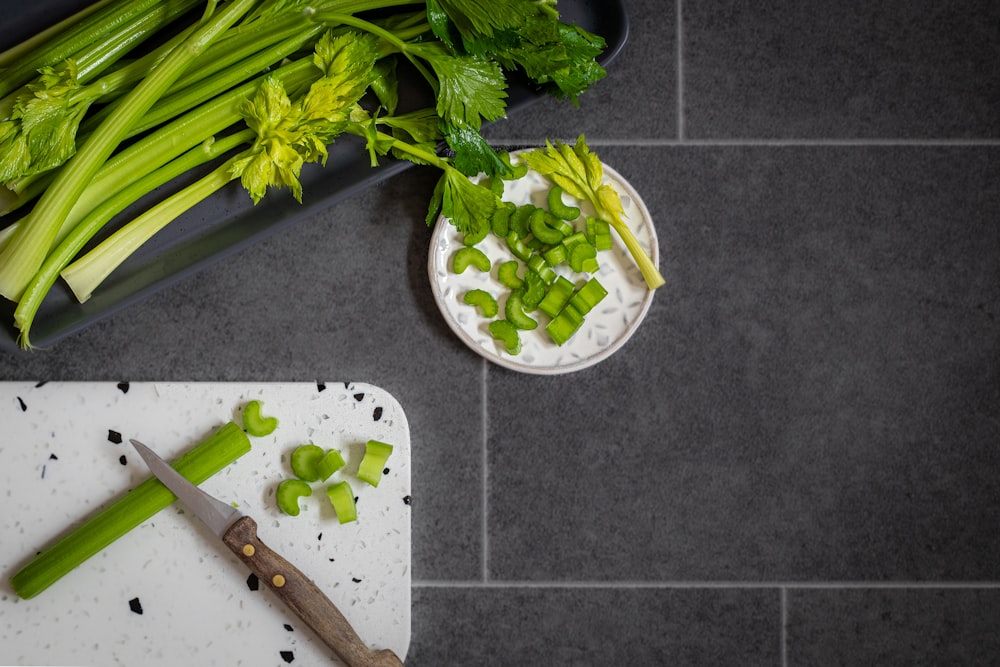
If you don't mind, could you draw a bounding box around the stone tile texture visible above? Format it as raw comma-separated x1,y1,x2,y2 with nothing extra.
2,0,999,664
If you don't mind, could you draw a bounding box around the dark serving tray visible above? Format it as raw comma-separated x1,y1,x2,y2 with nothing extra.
0,0,628,352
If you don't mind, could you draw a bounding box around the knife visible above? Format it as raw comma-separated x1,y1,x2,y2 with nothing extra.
130,438,404,667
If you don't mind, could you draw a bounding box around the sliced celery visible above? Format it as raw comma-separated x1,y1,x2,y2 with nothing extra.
326,482,358,524
357,440,394,487
290,444,326,482
242,400,278,436
276,479,313,517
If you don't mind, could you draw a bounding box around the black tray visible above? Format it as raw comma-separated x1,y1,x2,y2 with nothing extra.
0,0,628,352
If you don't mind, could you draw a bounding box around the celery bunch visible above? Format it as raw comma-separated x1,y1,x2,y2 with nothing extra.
0,0,609,348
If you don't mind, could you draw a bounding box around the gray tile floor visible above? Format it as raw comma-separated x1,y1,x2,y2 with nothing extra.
2,0,999,664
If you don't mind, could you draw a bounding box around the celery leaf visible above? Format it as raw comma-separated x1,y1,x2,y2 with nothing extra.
431,166,497,235
411,43,507,130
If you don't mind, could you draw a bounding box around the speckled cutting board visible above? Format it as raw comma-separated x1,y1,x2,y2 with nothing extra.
0,381,411,666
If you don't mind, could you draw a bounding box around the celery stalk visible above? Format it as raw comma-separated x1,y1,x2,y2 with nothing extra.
0,0,260,301
0,0,116,69
60,157,242,304
14,130,255,348
9,421,251,600
0,0,171,98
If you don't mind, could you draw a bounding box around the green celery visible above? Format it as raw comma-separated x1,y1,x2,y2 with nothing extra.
326,481,358,523
316,449,346,481
463,288,498,317
290,444,326,482
522,136,665,289
0,0,115,69
59,155,243,304
0,0,260,301
243,400,279,436
9,421,252,599
13,130,254,347
276,479,313,516
357,440,394,487
0,0,172,98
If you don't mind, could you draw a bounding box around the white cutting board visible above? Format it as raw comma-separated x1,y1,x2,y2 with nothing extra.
0,381,411,666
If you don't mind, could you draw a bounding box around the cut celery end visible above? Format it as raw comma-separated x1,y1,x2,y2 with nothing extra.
326,481,358,524
357,440,394,487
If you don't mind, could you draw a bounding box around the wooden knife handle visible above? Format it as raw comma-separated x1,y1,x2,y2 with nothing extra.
222,515,404,667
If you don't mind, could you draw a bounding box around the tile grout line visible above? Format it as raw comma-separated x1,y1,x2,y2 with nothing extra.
676,0,684,142
780,587,789,667
412,580,1000,589
481,357,489,583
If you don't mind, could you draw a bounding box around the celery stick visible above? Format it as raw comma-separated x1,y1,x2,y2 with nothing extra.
60,156,242,303
0,0,259,301
0,0,115,69
13,130,255,348
9,421,251,600
0,0,169,98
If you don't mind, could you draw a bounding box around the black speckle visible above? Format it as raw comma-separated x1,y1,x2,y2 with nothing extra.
317,533,323,541
49,453,58,460
316,381,326,392
119,455,127,466
34,381,48,388
403,495,411,505
372,406,383,421
280,650,294,663
17,396,27,411
329,557,336,562
284,623,294,632
353,392,365,402
129,597,143,614
117,382,130,394
108,429,122,444
383,467,390,475
247,573,259,591
41,465,46,479
351,577,362,583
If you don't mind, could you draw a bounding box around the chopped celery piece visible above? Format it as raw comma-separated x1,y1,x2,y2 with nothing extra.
538,276,576,318
521,270,547,310
242,400,278,436
568,277,608,315
528,208,564,244
10,421,251,599
526,254,556,285
453,246,491,273
509,204,534,237
569,242,599,273
586,216,613,251
505,231,532,262
546,303,585,346
463,219,489,246
490,203,514,237
505,289,538,330
357,440,394,487
497,260,523,289
547,184,581,220
276,479,312,516
464,288,499,317
489,319,521,354
499,152,528,180
316,449,346,481
542,244,567,266
326,482,357,524
290,443,325,482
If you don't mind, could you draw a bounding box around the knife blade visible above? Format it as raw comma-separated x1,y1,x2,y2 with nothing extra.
130,438,403,667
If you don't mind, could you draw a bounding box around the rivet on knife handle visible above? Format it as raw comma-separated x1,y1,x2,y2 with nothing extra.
223,515,404,667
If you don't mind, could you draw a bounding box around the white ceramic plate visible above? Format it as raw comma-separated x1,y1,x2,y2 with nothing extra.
428,151,658,374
